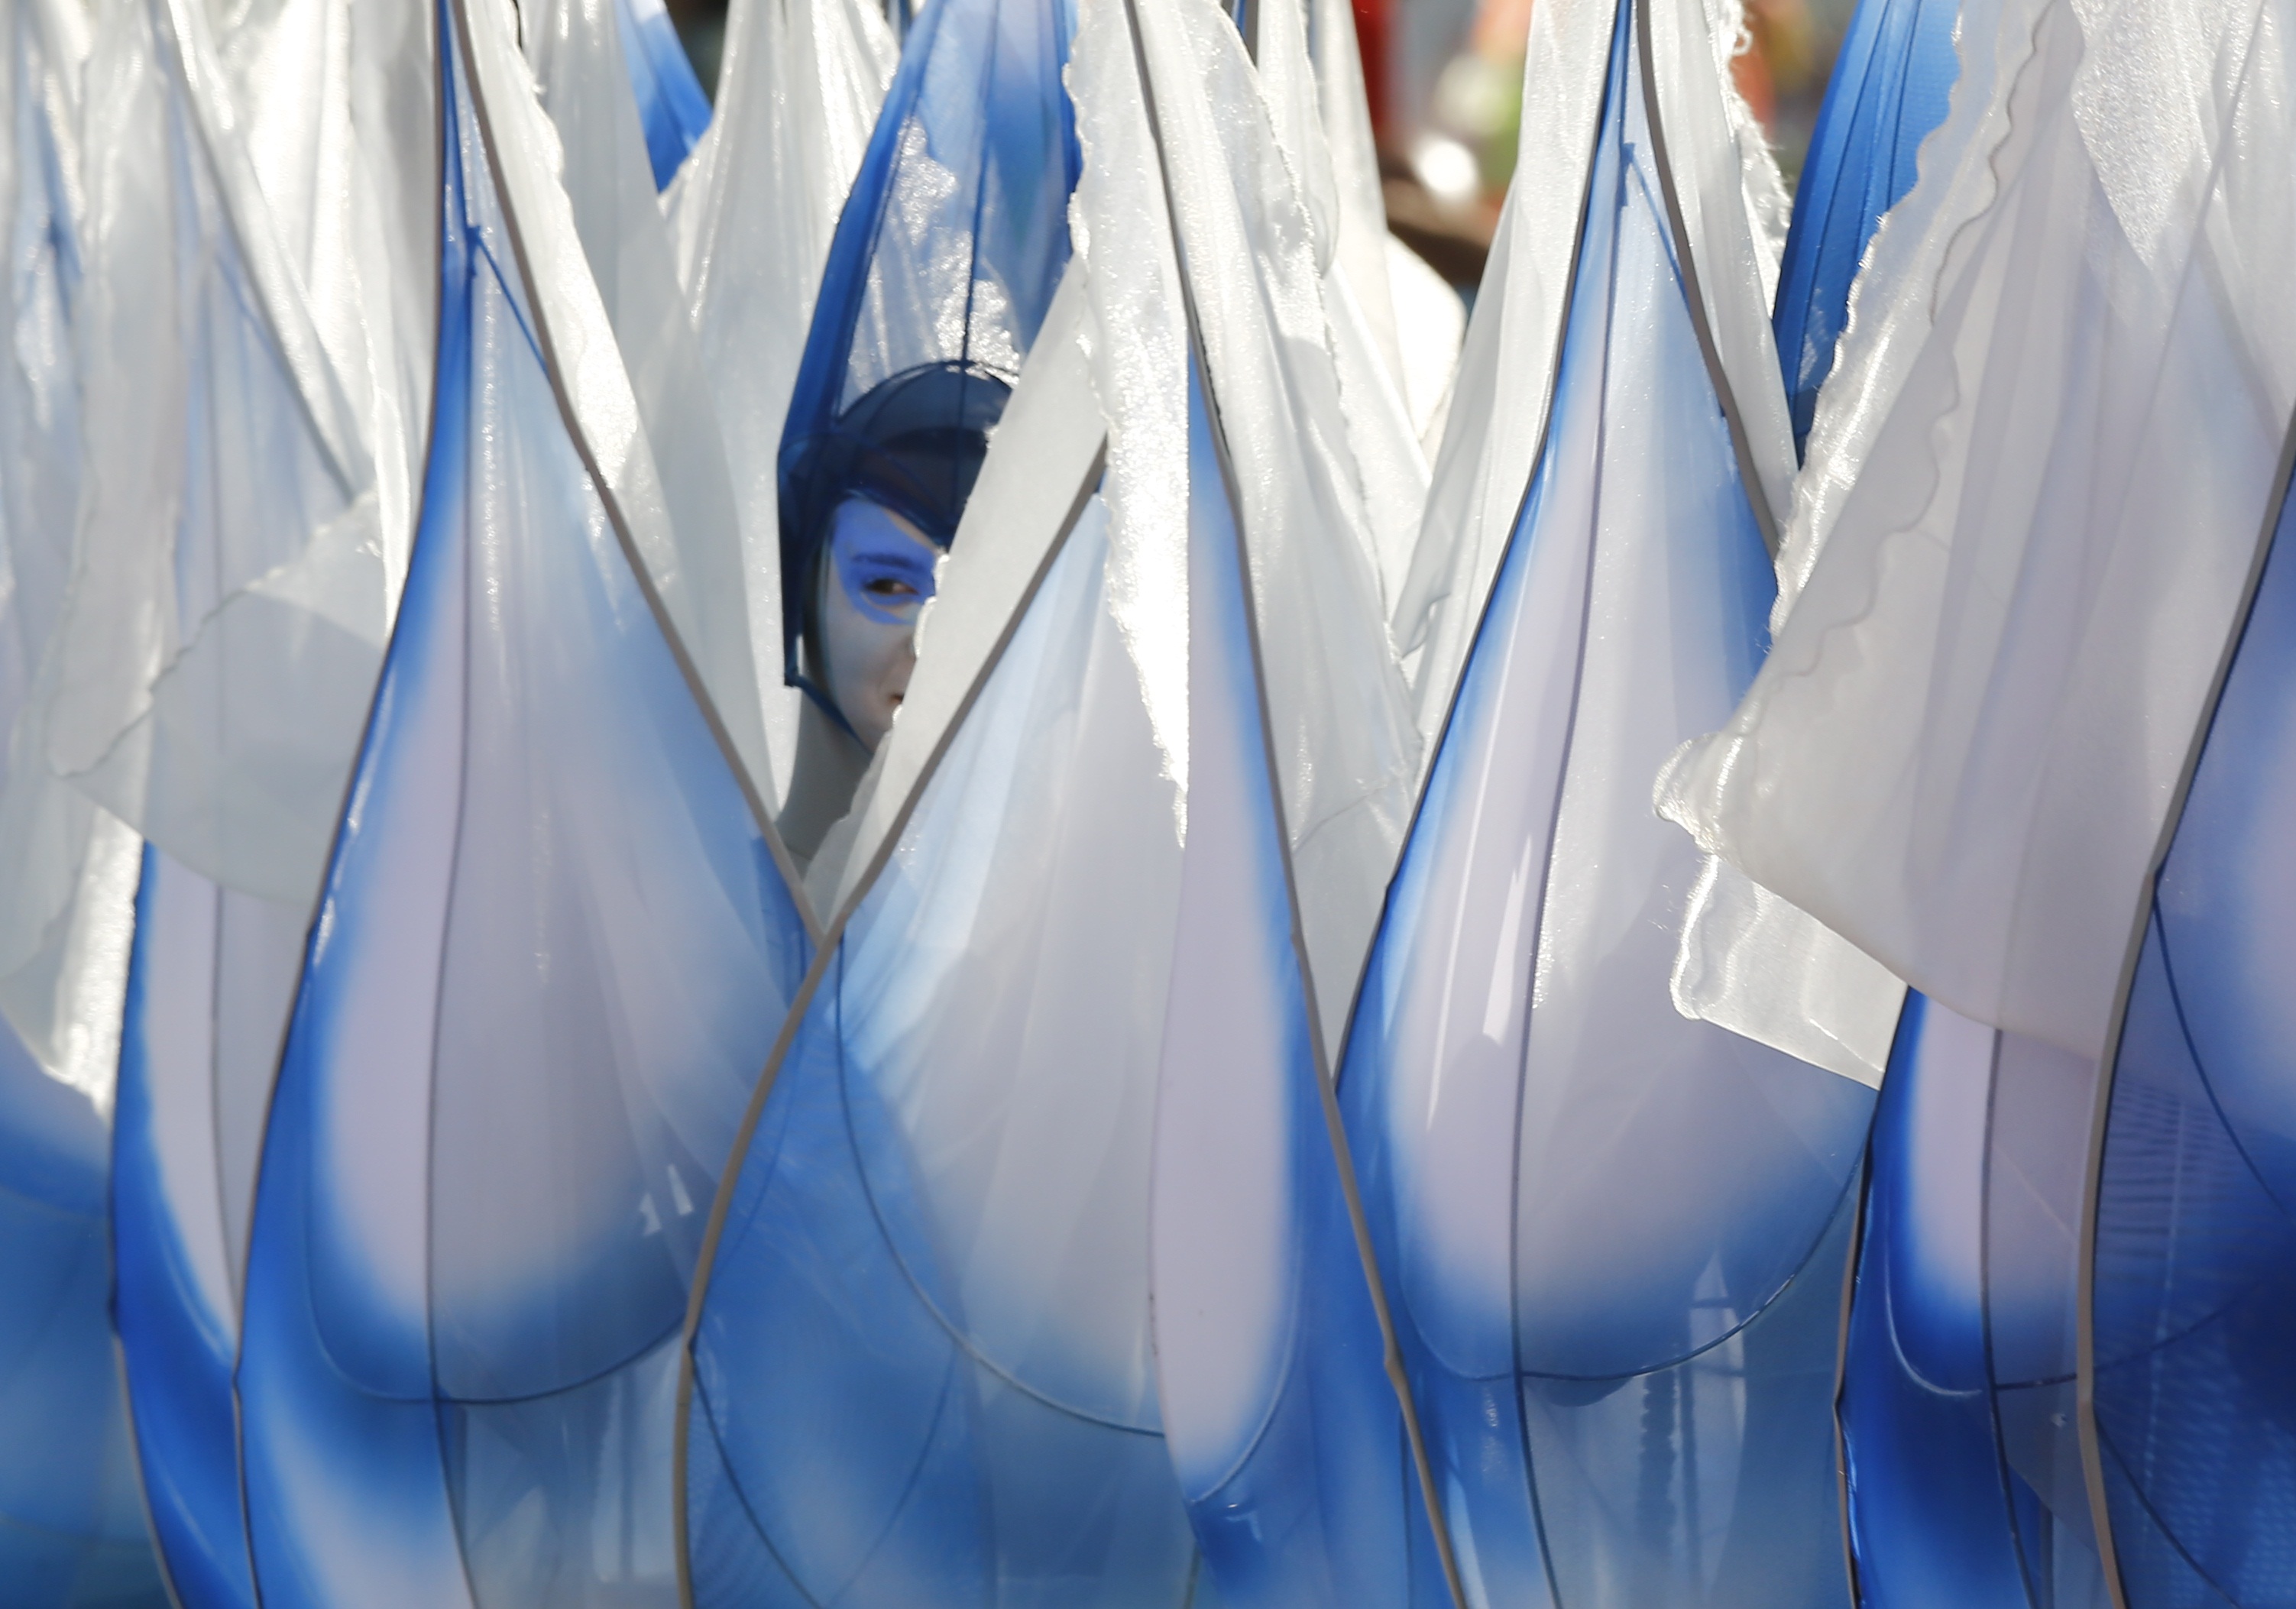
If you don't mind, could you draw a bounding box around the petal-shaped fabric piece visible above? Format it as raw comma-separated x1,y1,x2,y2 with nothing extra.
98,4,437,1598
679,358,1197,1604
1097,0,1417,1053
235,2,811,1601
114,848,305,1609
1148,345,1452,1604
665,0,894,809
1841,995,2112,1609
614,0,712,188
1339,3,1874,1604
523,0,776,805
1770,0,1958,456
2090,445,2296,1608
1662,0,2296,1059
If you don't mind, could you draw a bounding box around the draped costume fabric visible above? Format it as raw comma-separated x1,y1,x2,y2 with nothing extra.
233,2,808,1604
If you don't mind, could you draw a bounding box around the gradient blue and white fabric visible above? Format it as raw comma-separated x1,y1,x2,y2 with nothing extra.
1339,2,1873,1604
615,0,712,188
2089,446,2296,1609
1770,0,1957,455
1148,353,1452,1609
234,0,810,1601
1841,996,2113,1609
680,376,1202,1603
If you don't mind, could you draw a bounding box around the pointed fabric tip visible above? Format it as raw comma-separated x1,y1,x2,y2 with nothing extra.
614,0,714,188
1770,0,1958,458
234,2,809,1601
1339,2,1874,1604
1148,349,1456,1609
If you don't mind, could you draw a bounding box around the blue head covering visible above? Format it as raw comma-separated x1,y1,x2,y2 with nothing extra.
776,0,1081,699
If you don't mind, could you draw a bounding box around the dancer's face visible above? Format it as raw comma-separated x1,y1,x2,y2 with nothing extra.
818,497,940,753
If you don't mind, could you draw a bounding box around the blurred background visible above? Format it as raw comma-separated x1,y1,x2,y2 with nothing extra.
664,0,1859,287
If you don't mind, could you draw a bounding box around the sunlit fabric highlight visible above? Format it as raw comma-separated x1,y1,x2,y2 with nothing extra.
1339,5,1871,1604
1770,0,1957,455
615,0,713,188
2090,448,2296,1609
235,3,810,1602
1841,994,2112,1609
1149,364,1450,1609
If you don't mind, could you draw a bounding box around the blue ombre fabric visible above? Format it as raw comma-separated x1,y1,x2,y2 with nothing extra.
112,847,306,1609
233,5,809,1604
1337,5,1871,1605
2089,455,2296,1609
1841,996,2113,1609
1770,0,1957,455
0,1026,167,1607
774,0,1078,685
1149,366,1452,1609
614,0,711,188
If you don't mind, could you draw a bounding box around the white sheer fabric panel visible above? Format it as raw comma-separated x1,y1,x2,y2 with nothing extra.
523,0,779,804
0,0,138,1103
665,0,894,811
1104,0,1420,1044
1252,0,1430,621
1663,0,2296,1056
1648,0,1904,1086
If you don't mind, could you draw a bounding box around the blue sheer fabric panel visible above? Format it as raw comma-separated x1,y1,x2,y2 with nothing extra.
113,845,306,1609
1769,0,1957,455
1338,5,1872,1605
0,1023,167,1607
614,0,712,189
682,494,1206,1607
782,0,1077,429
2090,461,2296,1609
1151,368,1449,1608
235,11,809,1605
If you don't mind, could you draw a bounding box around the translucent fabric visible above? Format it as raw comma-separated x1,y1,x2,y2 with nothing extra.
1242,0,1431,623
1085,0,1418,1053
112,849,309,1609
2090,452,2296,1608
1769,0,1958,455
682,481,1200,1608
663,0,894,808
235,2,810,1602
523,0,776,804
0,8,160,1599
1149,349,1453,1609
1841,994,2113,1609
1660,0,2296,1059
614,0,711,188
1337,4,1874,1605
772,0,1078,682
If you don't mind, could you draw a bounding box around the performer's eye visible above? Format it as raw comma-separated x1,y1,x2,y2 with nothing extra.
865,577,918,600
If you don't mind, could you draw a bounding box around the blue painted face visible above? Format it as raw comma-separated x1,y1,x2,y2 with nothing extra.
818,498,944,752
832,497,942,624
